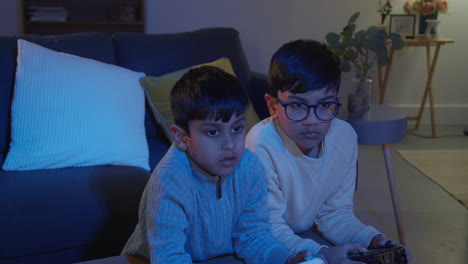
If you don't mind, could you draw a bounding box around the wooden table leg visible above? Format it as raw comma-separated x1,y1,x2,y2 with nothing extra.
412,43,442,137
412,80,429,128
382,144,406,244
427,44,442,137
414,44,432,129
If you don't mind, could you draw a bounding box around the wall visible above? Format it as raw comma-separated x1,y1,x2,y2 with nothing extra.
145,0,468,126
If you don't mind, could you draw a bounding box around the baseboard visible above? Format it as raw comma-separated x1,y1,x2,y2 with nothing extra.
389,104,468,125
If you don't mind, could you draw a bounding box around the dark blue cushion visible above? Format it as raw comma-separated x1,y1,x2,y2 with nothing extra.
0,33,115,161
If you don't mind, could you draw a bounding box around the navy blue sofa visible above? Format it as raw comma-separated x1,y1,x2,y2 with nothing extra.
0,28,270,264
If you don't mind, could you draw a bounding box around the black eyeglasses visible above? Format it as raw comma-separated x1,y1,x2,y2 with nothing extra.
277,98,341,122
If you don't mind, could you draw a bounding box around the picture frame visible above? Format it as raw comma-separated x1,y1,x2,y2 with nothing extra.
389,14,416,39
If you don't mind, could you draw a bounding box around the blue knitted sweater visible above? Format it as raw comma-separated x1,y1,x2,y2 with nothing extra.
122,145,293,264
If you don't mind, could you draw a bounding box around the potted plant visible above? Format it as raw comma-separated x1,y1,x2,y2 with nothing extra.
325,12,405,116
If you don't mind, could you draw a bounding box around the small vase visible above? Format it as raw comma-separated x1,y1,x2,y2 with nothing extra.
419,11,438,35
424,19,440,39
352,75,372,111
347,93,366,117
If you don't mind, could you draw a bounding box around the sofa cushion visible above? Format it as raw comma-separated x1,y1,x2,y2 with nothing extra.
140,57,260,142
0,32,115,163
2,40,149,171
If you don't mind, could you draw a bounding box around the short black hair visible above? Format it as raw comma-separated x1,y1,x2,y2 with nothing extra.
170,65,248,134
268,39,341,97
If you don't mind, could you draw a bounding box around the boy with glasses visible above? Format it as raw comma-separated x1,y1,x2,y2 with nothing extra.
246,40,405,264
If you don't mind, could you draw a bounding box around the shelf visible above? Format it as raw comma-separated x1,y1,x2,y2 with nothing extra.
20,0,145,35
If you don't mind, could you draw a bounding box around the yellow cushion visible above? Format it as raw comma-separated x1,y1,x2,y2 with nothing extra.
140,57,260,142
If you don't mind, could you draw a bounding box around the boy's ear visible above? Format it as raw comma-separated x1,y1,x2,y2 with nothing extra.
264,93,279,119
170,124,189,152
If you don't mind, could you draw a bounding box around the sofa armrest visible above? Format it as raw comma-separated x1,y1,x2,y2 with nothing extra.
0,165,150,262
248,71,270,120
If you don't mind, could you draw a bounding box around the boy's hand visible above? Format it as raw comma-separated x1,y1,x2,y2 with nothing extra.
368,234,388,249
317,242,367,264
285,250,315,264
369,234,413,262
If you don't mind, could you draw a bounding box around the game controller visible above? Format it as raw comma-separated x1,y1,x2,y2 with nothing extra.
347,241,407,264
298,255,325,264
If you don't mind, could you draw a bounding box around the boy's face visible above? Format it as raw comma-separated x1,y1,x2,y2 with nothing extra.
174,114,246,177
266,88,338,156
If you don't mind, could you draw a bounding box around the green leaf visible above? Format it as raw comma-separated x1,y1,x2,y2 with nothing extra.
348,12,360,24
366,26,380,37
389,33,405,50
356,30,369,49
342,24,355,38
326,32,341,48
375,30,388,46
368,34,384,53
356,30,365,40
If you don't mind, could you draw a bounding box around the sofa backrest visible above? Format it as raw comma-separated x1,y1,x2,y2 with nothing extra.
113,27,252,90
112,27,253,139
0,32,116,162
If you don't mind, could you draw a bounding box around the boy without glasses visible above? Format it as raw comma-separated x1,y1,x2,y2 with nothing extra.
122,66,313,264
246,40,410,264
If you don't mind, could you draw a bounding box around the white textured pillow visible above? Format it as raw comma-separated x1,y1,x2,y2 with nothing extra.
2,39,150,171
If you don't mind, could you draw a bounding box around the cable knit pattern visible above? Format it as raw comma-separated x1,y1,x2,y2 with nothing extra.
246,118,381,254
122,145,293,264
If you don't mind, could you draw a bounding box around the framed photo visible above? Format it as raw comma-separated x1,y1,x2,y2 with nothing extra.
389,14,416,39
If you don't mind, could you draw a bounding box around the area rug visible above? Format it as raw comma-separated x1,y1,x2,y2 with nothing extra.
398,149,468,209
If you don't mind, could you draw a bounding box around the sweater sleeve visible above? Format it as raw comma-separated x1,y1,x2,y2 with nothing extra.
146,167,193,264
314,140,381,247
254,146,326,255
233,153,294,264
